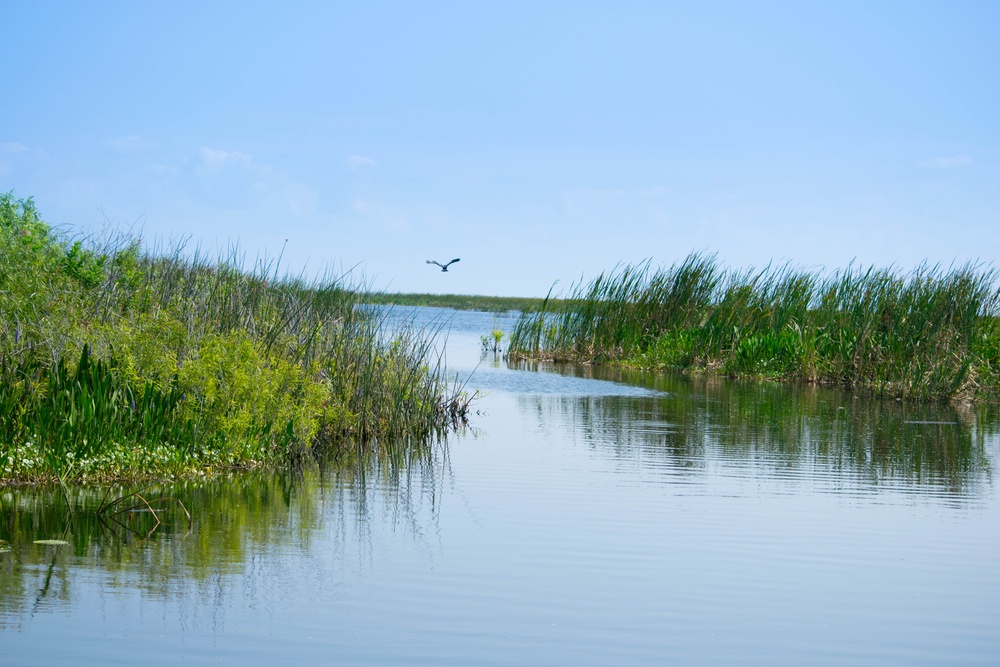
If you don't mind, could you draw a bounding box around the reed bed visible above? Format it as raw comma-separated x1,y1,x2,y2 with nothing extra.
361,291,557,313
0,193,470,483
508,252,1000,402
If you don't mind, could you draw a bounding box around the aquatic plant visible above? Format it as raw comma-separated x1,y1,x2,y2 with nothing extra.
508,251,1000,401
480,326,504,355
0,192,469,482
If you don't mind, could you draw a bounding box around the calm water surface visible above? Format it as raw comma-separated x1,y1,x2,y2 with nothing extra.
2,307,998,665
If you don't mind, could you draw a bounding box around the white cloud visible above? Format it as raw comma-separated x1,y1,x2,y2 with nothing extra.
283,183,318,215
0,142,29,153
0,142,31,176
200,147,252,170
560,185,671,219
350,197,410,233
110,135,155,152
348,154,378,170
562,185,669,208
187,147,318,215
917,155,972,169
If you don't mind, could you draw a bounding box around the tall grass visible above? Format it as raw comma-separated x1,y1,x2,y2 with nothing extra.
0,193,470,483
508,252,1000,401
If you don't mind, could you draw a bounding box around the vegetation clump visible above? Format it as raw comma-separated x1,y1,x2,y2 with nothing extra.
507,252,1000,402
0,193,470,484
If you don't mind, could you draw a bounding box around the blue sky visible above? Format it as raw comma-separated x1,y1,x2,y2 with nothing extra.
2,1,998,297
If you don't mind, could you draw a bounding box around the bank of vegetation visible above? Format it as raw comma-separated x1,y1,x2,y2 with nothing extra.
362,292,560,313
508,252,1000,402
0,193,470,485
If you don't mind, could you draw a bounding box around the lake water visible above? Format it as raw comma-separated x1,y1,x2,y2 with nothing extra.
2,306,998,665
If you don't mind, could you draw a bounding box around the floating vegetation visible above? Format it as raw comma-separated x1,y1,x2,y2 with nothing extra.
508,252,1000,402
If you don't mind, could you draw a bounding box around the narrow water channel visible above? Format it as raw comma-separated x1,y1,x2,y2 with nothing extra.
2,306,998,666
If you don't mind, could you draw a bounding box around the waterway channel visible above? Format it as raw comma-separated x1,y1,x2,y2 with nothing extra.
2,306,998,665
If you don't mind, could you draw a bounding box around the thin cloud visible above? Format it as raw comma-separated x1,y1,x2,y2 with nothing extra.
200,147,252,170
0,142,29,153
567,186,669,198
110,135,155,152
188,147,317,215
283,182,318,215
561,185,670,216
0,142,30,176
917,155,972,169
348,154,378,170
562,185,669,206
350,197,410,233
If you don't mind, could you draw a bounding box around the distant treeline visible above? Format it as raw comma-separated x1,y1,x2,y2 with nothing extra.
0,193,469,484
361,292,559,313
507,253,1000,402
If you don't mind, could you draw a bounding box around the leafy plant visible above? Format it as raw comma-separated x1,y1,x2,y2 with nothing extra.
481,328,504,354
0,192,471,483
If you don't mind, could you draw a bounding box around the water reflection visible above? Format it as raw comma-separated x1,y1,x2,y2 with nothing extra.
512,365,996,498
1,306,998,665
0,451,450,631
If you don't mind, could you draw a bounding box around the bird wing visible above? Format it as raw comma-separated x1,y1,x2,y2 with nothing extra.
426,260,442,267
446,258,461,267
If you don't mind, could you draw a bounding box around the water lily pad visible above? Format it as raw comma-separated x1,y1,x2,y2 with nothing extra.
33,539,69,545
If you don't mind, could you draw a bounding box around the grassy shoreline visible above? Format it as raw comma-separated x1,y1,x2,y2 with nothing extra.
361,291,555,313
0,193,471,485
507,253,1000,403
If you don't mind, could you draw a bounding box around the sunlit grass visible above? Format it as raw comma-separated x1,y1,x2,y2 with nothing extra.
508,251,1000,401
0,192,471,483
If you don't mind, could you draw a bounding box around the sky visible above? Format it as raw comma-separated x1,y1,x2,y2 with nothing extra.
1,1,998,297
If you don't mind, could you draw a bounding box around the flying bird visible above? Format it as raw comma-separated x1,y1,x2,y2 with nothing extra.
427,258,460,272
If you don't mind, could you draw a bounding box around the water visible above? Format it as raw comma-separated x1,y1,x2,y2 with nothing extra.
2,306,998,665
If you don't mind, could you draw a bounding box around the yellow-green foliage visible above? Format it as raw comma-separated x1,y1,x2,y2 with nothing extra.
0,193,468,483
175,331,328,459
94,313,187,390
100,318,338,455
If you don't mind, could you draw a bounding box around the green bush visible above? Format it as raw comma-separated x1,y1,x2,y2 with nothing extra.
726,328,802,377
0,193,470,482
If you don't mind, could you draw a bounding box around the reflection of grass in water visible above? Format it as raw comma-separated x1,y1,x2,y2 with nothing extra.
518,371,995,494
509,252,1000,402
0,449,447,622
0,193,471,483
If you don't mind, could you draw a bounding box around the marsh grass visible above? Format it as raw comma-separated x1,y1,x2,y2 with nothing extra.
0,193,470,482
362,292,552,313
508,252,1000,401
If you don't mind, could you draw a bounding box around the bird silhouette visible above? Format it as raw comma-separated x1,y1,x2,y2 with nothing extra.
427,258,460,272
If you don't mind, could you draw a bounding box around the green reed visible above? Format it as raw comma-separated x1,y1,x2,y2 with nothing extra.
0,192,470,482
508,251,1000,401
